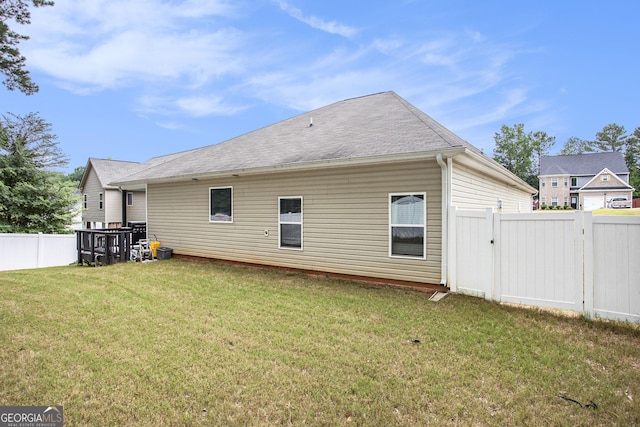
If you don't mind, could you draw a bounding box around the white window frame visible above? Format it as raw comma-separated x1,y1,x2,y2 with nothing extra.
564,177,568,187
279,196,303,250
209,186,233,223
551,177,558,187
551,197,558,207
601,174,609,181
389,192,426,260
127,192,134,206
98,192,103,210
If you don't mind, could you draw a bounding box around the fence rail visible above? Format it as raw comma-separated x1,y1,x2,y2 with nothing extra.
0,233,77,271
449,208,640,323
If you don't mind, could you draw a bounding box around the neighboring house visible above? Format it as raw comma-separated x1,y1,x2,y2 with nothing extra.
66,191,84,231
539,152,634,210
111,91,535,287
79,158,148,229
79,151,200,229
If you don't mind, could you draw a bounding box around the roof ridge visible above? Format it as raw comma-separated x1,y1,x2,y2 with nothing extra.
110,91,521,188
90,157,142,164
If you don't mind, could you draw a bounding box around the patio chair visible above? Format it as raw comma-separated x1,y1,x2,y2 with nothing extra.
133,239,153,261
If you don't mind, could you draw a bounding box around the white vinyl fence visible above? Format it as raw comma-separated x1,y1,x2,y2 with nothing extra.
449,208,640,323
0,233,77,271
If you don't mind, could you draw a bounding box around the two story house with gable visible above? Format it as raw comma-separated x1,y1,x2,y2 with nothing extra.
539,152,634,210
79,151,199,229
79,158,148,229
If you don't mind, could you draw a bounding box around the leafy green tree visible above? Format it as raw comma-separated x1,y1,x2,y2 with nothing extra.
493,124,536,187
66,165,85,187
0,0,54,95
0,112,76,233
559,136,594,155
531,131,555,176
594,123,628,152
626,127,640,198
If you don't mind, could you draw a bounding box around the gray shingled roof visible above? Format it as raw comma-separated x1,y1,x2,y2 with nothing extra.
86,158,145,189
113,91,481,185
540,152,629,176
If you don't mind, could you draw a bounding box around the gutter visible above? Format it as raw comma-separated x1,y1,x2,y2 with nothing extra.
436,153,451,286
463,149,537,194
111,148,467,189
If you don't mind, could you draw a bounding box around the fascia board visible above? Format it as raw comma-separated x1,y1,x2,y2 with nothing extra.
111,148,467,188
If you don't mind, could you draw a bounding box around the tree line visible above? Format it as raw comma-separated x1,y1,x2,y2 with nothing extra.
0,1,81,233
493,123,640,198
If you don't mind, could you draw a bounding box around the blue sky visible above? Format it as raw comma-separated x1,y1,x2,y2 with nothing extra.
4,0,639,173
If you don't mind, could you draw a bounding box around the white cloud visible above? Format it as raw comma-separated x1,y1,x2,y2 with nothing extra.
23,0,242,91
155,121,186,131
456,88,531,130
274,0,358,38
242,30,524,117
176,95,247,117
137,94,247,117
18,0,545,137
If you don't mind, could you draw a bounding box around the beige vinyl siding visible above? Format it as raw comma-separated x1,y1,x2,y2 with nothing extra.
126,190,147,222
147,160,442,284
105,189,123,225
451,160,532,213
81,167,105,224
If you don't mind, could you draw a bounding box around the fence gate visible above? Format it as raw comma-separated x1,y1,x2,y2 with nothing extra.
449,208,640,323
493,212,583,312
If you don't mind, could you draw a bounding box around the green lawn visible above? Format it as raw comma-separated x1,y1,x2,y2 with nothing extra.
593,207,640,216
535,207,640,215
1,259,638,426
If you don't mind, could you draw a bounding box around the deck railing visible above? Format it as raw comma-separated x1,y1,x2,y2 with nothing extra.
76,228,132,266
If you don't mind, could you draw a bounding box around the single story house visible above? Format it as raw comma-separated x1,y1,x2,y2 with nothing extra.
539,152,634,210
112,91,535,287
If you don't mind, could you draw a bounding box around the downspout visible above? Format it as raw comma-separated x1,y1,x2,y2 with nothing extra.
144,183,149,239
121,188,127,227
436,154,449,286
103,192,107,229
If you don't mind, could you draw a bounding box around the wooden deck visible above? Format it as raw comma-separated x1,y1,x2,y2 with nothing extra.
76,229,132,266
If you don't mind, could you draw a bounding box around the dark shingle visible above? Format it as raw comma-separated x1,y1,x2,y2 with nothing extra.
114,91,479,184
540,152,629,176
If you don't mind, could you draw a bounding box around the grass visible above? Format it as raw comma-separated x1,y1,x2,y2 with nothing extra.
535,207,640,216
1,259,639,426
593,207,640,216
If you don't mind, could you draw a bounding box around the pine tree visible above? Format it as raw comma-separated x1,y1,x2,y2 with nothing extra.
0,0,54,95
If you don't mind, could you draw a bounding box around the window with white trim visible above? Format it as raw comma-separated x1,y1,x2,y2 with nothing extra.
389,193,426,259
279,197,302,250
127,192,133,206
209,187,233,222
551,197,558,207
551,177,558,187
98,192,103,210
564,177,568,187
